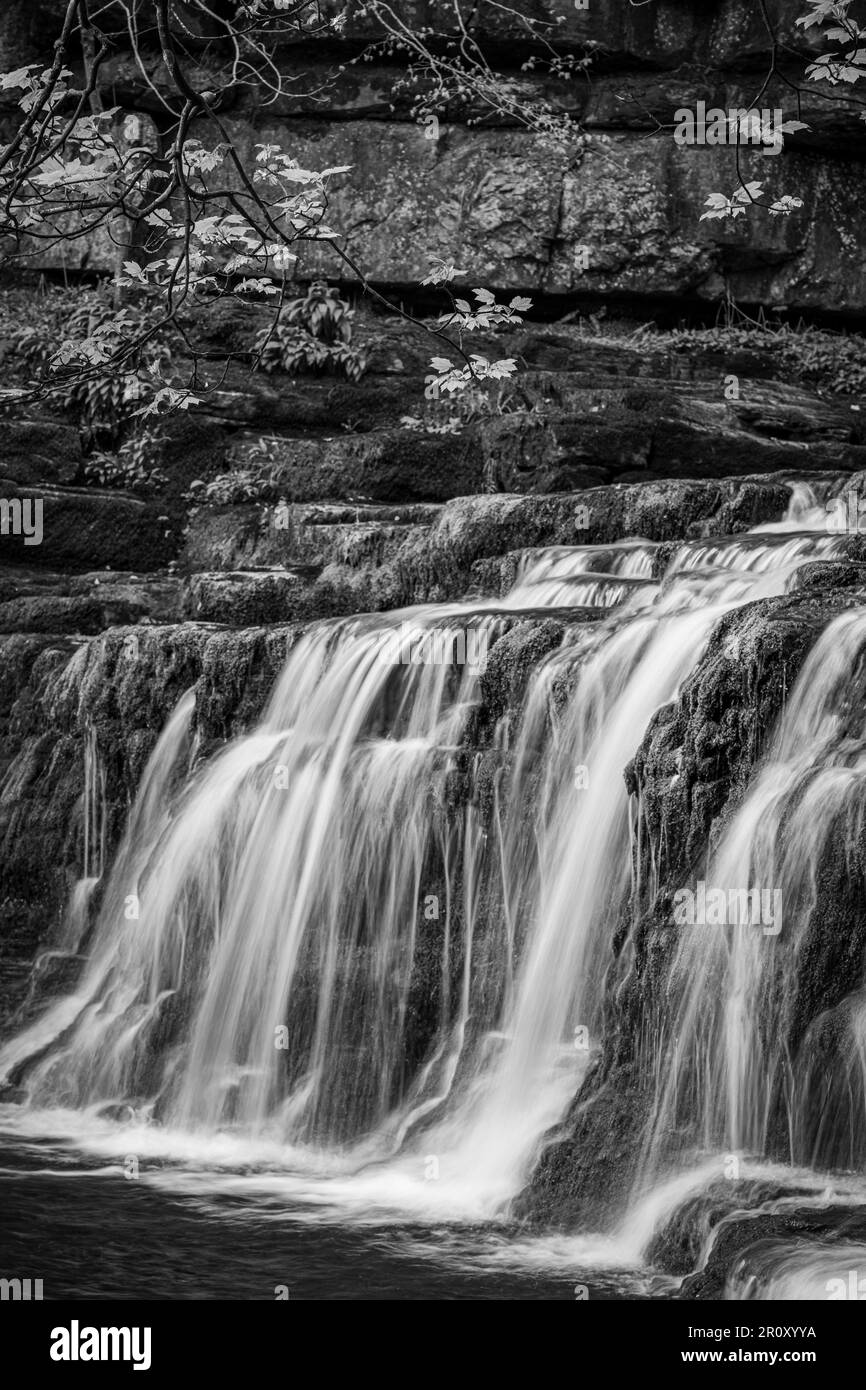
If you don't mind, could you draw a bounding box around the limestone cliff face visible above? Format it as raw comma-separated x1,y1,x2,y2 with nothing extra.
3,1,866,312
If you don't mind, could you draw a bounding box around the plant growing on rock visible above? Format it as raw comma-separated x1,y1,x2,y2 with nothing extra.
400,380,522,435
253,281,366,380
669,321,866,396
85,425,168,492
186,469,266,506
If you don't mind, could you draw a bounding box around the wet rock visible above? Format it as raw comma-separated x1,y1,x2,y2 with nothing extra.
182,475,808,609
679,1204,866,1299
477,618,580,728
515,1060,648,1230
646,1179,817,1278
419,476,800,590
625,590,866,883
787,560,866,592
0,569,184,623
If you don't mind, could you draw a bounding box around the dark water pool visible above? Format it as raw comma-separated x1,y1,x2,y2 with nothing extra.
0,1136,658,1302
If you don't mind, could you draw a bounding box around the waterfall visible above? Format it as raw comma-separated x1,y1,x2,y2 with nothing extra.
2,491,865,1236
635,608,866,1186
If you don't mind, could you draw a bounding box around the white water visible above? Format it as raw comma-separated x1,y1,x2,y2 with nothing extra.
725,1240,866,1300
2,480,866,1288
634,606,866,1184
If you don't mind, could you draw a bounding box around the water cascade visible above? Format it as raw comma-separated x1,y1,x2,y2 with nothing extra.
3,489,866,1272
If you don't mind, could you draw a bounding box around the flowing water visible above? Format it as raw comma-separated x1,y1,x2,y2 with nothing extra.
2,481,866,1299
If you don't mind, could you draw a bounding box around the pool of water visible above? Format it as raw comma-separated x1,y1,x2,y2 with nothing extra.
0,1127,662,1302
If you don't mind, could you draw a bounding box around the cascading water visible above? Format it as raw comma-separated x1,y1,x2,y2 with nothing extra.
636,608,866,1184
3,482,866,1293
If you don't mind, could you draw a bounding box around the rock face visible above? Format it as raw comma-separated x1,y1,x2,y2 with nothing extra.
238,121,866,311
3,1,866,311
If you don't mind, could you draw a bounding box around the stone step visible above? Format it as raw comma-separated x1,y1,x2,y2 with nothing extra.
0,569,184,634
1,473,854,633
182,474,845,621
0,483,181,572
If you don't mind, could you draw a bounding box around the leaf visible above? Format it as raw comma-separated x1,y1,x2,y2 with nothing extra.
796,1,850,29
224,253,255,274
1,66,37,89
123,260,148,283
34,155,115,187
484,358,518,380
420,260,466,286
700,192,736,220
768,195,804,216
509,296,533,312
806,51,866,82
235,277,279,295
279,166,327,184
134,387,202,417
